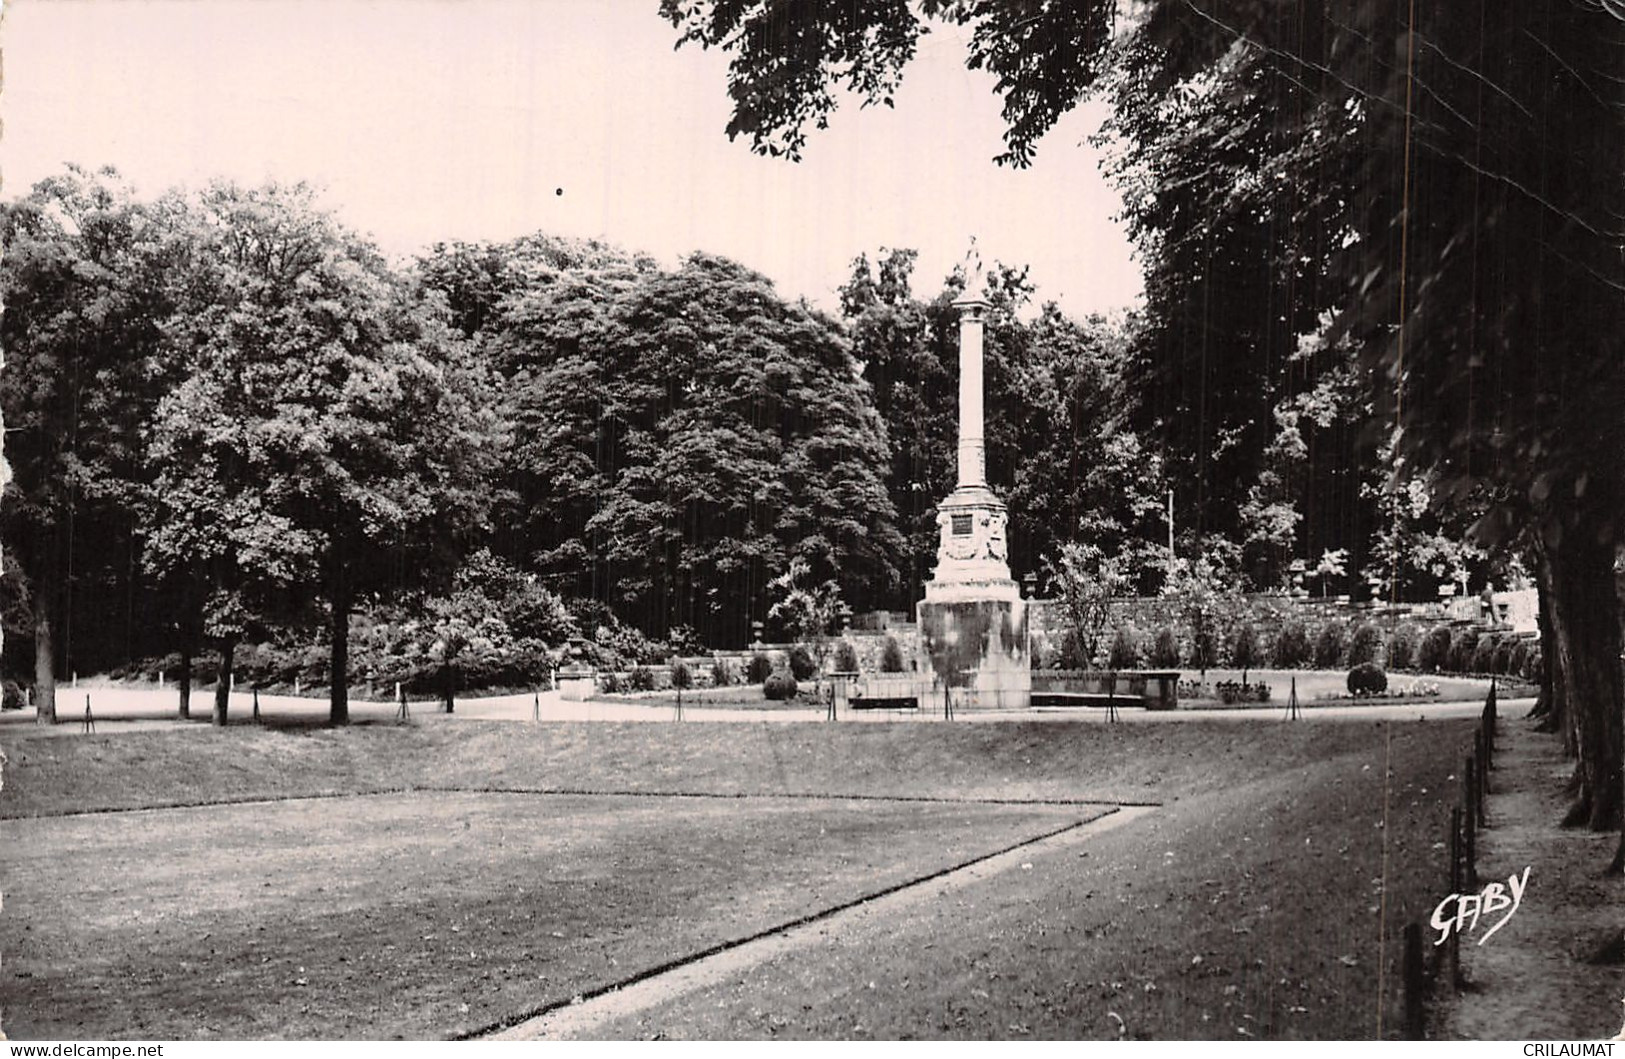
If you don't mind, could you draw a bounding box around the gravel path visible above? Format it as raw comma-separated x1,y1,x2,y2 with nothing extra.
1442,713,1625,1040
0,684,1506,731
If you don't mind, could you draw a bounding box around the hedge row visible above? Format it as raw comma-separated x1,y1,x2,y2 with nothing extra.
1045,620,1541,680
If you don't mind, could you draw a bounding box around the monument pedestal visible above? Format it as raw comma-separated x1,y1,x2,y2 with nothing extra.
916,485,1031,710
917,591,1030,711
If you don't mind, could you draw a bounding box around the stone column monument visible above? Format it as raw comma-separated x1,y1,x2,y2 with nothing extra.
916,287,1031,710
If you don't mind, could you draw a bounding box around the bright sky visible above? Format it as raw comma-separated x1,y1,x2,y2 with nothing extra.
5,0,1143,316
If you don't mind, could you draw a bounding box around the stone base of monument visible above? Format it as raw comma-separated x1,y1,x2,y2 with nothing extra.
917,586,1031,711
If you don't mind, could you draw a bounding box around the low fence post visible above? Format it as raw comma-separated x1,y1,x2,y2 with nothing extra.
1448,806,1463,987
1474,734,1488,826
1404,921,1425,1038
1463,756,1478,890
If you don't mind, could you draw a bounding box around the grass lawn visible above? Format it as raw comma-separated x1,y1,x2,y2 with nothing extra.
1,715,1465,817
0,791,1090,1039
0,716,1479,1039
580,722,1472,1040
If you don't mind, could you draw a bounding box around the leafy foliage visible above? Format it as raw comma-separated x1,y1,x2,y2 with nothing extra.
1418,627,1454,674
787,645,817,681
1047,542,1128,672
1272,622,1309,670
1312,625,1346,671
1106,626,1140,671
1348,663,1388,697
1162,555,1234,677
880,636,906,673
0,166,179,718
833,639,860,674
1229,624,1258,680
1148,626,1180,669
1346,624,1383,668
762,670,797,701
1386,627,1419,672
419,239,905,647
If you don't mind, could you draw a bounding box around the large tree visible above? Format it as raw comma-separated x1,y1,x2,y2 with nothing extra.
147,181,505,725
421,238,904,647
0,167,178,722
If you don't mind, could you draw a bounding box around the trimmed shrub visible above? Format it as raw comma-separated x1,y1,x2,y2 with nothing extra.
1348,662,1388,696
1058,628,1091,670
1418,626,1454,672
1471,635,1498,675
1273,622,1310,669
763,671,798,700
627,666,656,692
1449,629,1480,674
1313,623,1347,669
1230,624,1259,679
670,661,693,690
1,679,22,710
1149,626,1181,668
1491,636,1518,676
1107,626,1140,670
1521,645,1543,683
598,672,623,694
833,640,860,673
880,636,906,673
710,658,735,687
1387,626,1419,671
1508,640,1531,679
1347,623,1384,667
746,653,774,684
787,645,817,680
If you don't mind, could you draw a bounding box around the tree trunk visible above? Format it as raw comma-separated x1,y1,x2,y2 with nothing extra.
328,539,350,726
176,583,202,720
1530,574,1555,722
213,634,238,727
1540,532,1624,832
442,663,456,714
177,641,193,721
1534,551,1581,759
1614,543,1625,875
34,607,57,725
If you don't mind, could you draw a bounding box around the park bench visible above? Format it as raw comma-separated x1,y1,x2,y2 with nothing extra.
847,696,920,711
1029,669,1180,710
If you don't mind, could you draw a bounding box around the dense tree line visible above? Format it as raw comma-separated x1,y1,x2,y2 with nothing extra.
1,169,505,724
2,116,1531,734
